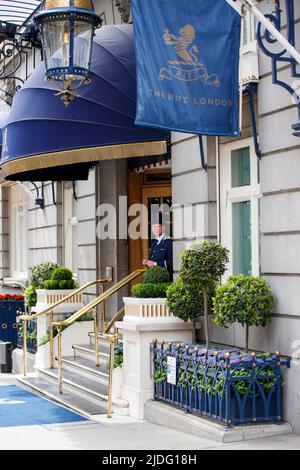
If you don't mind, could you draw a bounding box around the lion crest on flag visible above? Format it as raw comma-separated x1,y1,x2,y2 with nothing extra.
159,24,220,85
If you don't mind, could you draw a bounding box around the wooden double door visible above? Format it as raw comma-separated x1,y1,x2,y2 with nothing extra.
128,171,172,274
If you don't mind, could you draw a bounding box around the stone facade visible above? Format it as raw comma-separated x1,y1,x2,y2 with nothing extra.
0,0,300,433
171,1,300,434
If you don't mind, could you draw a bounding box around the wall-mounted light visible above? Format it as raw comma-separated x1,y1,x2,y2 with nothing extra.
35,0,101,106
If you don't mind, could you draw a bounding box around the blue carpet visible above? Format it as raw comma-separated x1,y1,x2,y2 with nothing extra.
0,386,87,427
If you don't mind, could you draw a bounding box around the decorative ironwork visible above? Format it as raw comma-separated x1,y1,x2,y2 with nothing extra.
199,135,207,172
153,341,290,426
17,313,37,354
0,20,41,104
256,0,300,136
244,83,261,159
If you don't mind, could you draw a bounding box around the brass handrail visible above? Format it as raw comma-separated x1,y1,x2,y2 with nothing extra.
104,306,125,335
21,278,111,374
53,269,145,328
20,278,111,321
53,268,146,417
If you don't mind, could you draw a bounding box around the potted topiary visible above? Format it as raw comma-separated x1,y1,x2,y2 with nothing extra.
178,242,229,349
123,266,173,320
213,275,276,352
166,276,215,343
24,261,59,309
35,266,82,314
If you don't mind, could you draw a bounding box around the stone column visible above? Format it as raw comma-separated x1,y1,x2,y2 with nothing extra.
116,297,194,420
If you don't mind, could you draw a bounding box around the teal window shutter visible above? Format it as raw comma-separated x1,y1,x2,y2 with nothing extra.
231,147,251,188
232,201,252,275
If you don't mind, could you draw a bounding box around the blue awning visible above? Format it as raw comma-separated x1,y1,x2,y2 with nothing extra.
1,25,168,181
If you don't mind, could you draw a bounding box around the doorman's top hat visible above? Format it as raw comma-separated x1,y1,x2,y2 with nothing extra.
152,212,163,225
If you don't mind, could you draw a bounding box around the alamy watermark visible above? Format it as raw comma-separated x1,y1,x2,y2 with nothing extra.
95,196,207,241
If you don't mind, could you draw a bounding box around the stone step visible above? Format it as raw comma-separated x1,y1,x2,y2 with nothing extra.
72,344,109,363
88,332,123,343
60,355,109,382
17,375,107,417
88,333,111,351
144,400,294,444
35,367,129,414
36,366,109,401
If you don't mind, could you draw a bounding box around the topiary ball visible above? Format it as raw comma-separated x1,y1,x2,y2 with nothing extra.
51,267,73,281
143,266,170,284
58,279,76,290
42,280,60,290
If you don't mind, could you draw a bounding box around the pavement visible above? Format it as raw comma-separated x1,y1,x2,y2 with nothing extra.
0,374,300,450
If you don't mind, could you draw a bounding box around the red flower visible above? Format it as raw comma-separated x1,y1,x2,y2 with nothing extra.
0,292,24,301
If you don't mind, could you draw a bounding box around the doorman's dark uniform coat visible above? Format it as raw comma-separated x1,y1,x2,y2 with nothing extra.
149,235,173,276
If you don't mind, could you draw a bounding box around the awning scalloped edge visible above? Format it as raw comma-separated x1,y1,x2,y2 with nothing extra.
1,140,167,178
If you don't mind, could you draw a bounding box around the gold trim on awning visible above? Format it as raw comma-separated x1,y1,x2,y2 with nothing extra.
1,141,167,178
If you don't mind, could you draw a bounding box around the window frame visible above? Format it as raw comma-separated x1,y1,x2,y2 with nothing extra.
219,137,261,280
10,200,28,278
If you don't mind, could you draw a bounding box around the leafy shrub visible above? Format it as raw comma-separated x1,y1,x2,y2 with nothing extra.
166,276,215,322
153,347,280,400
143,266,170,284
132,283,170,298
24,285,37,307
41,268,77,290
213,275,276,352
38,325,67,347
51,267,73,281
180,241,229,285
42,280,60,290
109,343,123,369
77,312,94,322
176,242,229,348
30,261,59,288
58,279,77,289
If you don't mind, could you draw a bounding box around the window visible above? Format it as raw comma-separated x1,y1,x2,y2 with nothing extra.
219,138,260,279
10,203,27,278
232,201,252,275
231,147,251,187
242,9,258,47
63,183,78,275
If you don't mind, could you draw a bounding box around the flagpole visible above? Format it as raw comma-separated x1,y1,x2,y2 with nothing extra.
240,0,300,66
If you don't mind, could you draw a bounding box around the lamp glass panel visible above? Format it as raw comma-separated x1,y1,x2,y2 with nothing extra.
43,19,71,72
73,20,94,72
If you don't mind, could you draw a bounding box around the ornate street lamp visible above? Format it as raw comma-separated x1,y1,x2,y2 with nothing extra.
35,0,101,106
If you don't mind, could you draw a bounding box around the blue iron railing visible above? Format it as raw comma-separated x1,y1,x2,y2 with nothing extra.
152,342,290,427
17,313,37,354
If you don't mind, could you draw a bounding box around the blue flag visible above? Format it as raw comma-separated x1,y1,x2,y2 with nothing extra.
132,0,241,136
